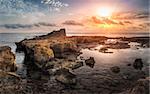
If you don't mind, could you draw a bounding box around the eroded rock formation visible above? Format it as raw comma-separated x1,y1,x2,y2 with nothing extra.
0,46,17,72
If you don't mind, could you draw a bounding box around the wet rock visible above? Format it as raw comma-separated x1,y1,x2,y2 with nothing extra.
110,66,120,73
62,61,84,70
99,47,108,53
121,77,150,94
127,63,131,66
85,57,95,68
0,71,21,86
0,70,21,93
106,42,130,49
25,45,54,68
55,68,76,86
99,47,113,53
133,58,143,70
0,46,17,72
129,77,150,94
15,39,27,52
51,41,77,59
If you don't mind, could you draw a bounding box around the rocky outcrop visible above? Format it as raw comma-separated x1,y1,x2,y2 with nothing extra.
55,68,76,86
0,46,23,94
24,45,54,68
110,66,120,73
133,58,143,70
120,77,150,94
85,57,95,68
0,70,23,94
51,41,78,59
0,46,17,72
129,77,149,94
15,29,66,52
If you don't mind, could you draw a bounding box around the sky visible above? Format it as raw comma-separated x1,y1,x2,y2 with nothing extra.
0,0,149,34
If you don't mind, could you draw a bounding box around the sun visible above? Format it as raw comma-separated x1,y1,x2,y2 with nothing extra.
97,7,113,17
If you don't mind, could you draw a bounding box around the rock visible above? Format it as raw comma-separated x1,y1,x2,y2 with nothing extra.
0,70,22,94
0,70,21,92
85,57,95,68
106,42,130,49
72,61,84,70
110,66,120,73
133,58,143,70
62,61,84,70
129,77,150,94
51,41,77,59
15,39,27,52
127,63,131,66
99,47,108,53
55,68,76,86
121,77,150,94
25,45,54,68
0,46,17,72
47,28,66,37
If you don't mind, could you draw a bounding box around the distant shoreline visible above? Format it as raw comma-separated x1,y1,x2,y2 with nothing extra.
0,32,149,38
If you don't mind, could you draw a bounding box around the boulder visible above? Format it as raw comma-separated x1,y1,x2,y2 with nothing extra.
85,57,95,68
55,68,76,86
25,45,54,68
129,77,149,94
99,47,108,53
121,77,150,94
133,58,143,70
110,66,120,73
0,70,21,93
51,41,77,58
0,46,17,72
61,61,84,70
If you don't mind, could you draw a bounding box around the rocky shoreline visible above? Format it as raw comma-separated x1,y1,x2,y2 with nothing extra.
0,29,149,94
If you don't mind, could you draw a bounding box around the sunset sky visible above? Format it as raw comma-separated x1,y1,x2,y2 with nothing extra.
0,0,149,34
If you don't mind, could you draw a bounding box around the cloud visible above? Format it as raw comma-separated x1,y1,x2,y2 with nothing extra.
0,0,38,14
62,20,84,26
89,16,124,25
41,0,68,12
0,22,57,29
91,16,104,24
41,0,68,7
124,21,132,24
0,0,68,15
139,23,150,28
0,24,33,29
34,22,57,27
113,12,149,20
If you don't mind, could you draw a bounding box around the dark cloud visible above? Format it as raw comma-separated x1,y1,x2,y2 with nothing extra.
139,23,150,28
0,24,33,29
124,21,132,24
0,22,57,29
34,22,57,27
62,20,84,26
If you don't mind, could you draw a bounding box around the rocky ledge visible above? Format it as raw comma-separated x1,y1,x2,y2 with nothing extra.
0,46,17,72
15,29,95,87
0,46,24,93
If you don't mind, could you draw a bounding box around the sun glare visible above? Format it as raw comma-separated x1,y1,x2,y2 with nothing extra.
97,7,112,17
